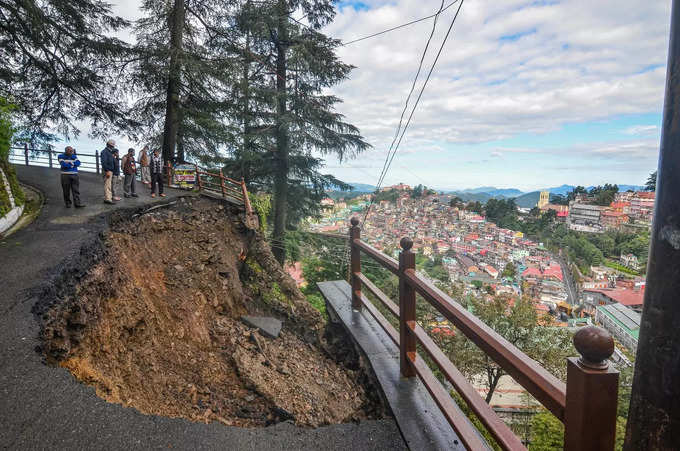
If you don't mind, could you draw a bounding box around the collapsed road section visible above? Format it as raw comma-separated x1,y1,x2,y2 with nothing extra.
35,197,386,428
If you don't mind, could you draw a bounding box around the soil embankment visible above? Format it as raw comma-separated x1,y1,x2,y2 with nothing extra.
37,197,383,427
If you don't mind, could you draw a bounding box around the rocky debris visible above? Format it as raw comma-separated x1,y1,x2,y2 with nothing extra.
39,197,384,428
241,315,283,339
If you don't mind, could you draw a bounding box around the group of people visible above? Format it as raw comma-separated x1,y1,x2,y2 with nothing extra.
57,140,167,208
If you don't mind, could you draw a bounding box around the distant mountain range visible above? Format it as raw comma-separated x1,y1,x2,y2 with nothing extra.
338,182,646,208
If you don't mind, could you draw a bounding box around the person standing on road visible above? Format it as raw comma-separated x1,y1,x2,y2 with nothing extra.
138,145,150,187
122,148,139,198
111,148,122,202
101,140,116,204
149,148,165,198
57,146,85,208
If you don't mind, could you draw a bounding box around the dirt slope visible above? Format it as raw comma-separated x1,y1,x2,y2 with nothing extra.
38,197,384,427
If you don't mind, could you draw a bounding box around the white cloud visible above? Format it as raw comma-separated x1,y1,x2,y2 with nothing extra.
324,0,670,154
623,125,660,136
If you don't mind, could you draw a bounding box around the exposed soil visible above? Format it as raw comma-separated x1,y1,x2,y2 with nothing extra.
38,197,385,427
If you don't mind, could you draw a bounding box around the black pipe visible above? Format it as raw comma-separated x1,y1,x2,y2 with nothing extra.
625,1,680,448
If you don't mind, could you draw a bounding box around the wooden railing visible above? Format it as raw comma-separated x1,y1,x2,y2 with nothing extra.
348,217,619,450
10,145,253,215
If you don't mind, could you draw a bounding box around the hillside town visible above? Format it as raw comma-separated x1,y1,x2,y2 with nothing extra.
308,183,653,357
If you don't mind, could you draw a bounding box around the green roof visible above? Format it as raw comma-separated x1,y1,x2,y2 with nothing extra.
597,304,640,339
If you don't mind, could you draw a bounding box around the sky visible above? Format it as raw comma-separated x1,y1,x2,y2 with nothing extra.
69,0,672,192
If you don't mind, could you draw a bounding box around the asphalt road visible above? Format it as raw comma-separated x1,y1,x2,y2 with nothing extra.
0,165,406,450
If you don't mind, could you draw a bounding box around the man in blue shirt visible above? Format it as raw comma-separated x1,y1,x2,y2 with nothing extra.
58,146,84,208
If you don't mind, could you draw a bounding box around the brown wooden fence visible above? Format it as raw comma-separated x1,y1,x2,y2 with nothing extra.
10,145,253,215
348,217,619,450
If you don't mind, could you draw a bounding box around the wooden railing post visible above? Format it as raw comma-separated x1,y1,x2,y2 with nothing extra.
24,143,29,165
95,150,100,174
219,169,227,197
349,217,362,311
48,149,53,168
399,236,416,378
564,326,619,451
194,164,202,191
241,178,253,214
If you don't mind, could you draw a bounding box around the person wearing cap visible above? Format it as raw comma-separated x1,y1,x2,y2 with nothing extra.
57,146,85,208
149,148,165,198
138,145,151,186
101,139,116,204
122,148,138,198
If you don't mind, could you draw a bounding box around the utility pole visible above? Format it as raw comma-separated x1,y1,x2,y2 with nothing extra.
625,1,680,448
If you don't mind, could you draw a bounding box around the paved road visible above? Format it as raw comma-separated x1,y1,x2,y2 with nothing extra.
0,166,406,450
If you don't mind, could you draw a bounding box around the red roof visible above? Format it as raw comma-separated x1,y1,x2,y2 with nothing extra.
557,211,568,217
522,267,542,278
543,265,564,282
585,288,644,306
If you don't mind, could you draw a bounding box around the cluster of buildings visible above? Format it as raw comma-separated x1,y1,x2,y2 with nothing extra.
309,185,650,355
559,191,655,233
310,188,571,314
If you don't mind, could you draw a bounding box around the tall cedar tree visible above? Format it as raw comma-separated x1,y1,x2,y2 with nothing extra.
225,0,370,263
131,0,239,163
0,0,132,146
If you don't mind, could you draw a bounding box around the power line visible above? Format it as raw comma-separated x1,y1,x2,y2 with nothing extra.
362,0,460,225
374,0,450,193
382,0,466,191
341,0,460,46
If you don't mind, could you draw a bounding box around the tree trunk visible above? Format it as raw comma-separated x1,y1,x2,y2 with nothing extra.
485,368,503,404
241,28,251,183
271,0,289,265
162,0,185,163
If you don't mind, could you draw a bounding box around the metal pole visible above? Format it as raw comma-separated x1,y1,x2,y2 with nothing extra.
24,143,28,165
626,1,680,448
95,150,100,174
48,149,53,168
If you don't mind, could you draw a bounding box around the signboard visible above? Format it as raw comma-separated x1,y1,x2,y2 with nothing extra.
173,164,196,188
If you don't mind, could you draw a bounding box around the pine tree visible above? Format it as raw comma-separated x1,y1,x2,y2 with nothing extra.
130,0,239,162
222,0,370,264
0,0,132,145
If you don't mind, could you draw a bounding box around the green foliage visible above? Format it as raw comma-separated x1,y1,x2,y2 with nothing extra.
529,411,563,450
0,98,14,162
1,1,132,145
604,259,640,276
589,184,619,206
645,171,657,192
502,262,517,279
249,192,271,233
471,280,483,290
305,293,327,319
422,255,449,282
449,196,464,208
466,201,484,214
0,98,23,215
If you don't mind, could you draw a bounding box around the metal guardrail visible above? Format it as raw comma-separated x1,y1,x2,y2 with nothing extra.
347,217,619,450
9,145,253,215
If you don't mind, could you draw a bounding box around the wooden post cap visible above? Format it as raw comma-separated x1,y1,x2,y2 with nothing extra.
350,216,359,226
400,237,413,251
573,326,615,369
